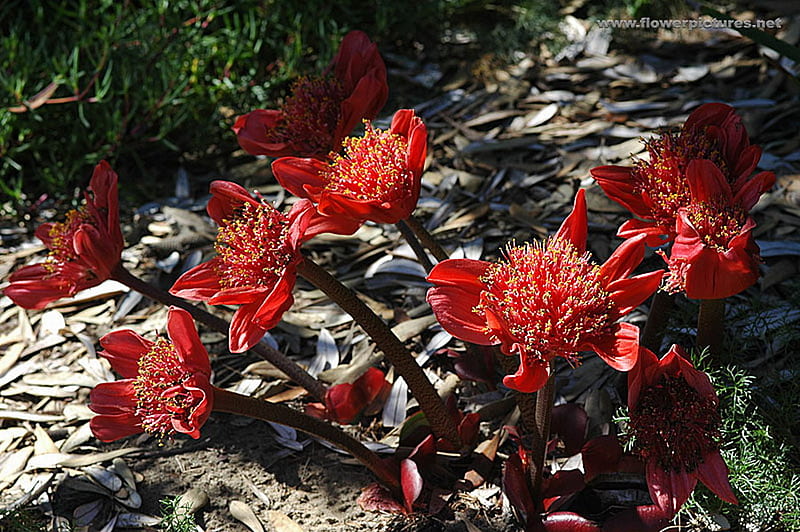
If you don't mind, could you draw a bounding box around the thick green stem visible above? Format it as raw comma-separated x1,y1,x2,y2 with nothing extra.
110,264,327,401
213,387,400,494
396,219,435,272
697,298,725,358
641,290,675,353
530,364,555,504
296,257,461,448
405,214,449,262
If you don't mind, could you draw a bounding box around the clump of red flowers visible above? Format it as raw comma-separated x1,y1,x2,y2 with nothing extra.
234,30,388,158
4,161,124,309
426,189,662,393
89,307,214,442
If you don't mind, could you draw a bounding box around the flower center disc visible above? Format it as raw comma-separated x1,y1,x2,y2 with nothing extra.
629,374,721,472
214,202,294,289
322,123,410,202
133,338,199,437
474,239,614,362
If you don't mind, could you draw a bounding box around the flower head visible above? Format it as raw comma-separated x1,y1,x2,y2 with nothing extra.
590,103,774,245
89,307,213,441
169,181,358,353
271,109,426,224
660,159,764,299
628,345,737,516
4,161,124,309
234,30,388,158
426,189,663,393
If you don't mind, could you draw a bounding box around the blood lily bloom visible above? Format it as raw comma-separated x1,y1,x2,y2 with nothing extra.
234,30,388,158
271,109,426,225
170,181,358,353
426,189,663,393
661,159,768,299
590,103,774,245
89,307,213,442
628,345,737,516
4,161,124,309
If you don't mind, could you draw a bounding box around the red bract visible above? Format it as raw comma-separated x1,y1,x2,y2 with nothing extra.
4,161,124,309
233,30,388,158
590,103,774,245
661,159,768,299
628,345,737,516
170,181,358,353
426,189,663,393
89,307,213,442
271,108,427,224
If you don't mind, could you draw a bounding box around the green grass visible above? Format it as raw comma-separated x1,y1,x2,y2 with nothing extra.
159,495,197,532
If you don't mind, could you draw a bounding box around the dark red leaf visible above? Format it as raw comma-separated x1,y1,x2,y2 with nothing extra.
581,435,623,482
502,453,536,521
541,511,601,531
551,404,588,455
357,482,406,514
401,459,423,513
602,505,671,532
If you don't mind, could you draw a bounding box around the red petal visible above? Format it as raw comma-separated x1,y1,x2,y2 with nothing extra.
684,103,734,132
207,180,258,223
99,329,154,378
233,109,293,157
606,270,663,318
555,188,587,252
599,234,647,283
89,381,136,414
228,300,270,353
271,157,328,201
646,460,696,516
73,224,118,279
627,347,659,410
584,322,640,372
617,219,672,246
686,160,732,203
733,170,775,212
426,259,494,345
590,165,652,220
170,259,224,302
252,273,296,329
4,270,74,309
695,451,738,505
90,412,143,442
166,307,210,376
503,356,550,393
336,73,389,144
426,258,490,288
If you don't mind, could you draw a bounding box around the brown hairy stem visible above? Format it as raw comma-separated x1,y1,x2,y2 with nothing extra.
213,387,400,494
530,367,555,503
396,219,435,272
110,263,327,401
697,298,725,358
296,257,461,448
641,290,675,353
405,214,449,262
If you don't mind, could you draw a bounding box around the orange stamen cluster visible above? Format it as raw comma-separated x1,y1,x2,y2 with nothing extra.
321,122,410,202
133,338,199,437
632,129,727,225
268,76,346,154
629,373,721,472
684,200,746,251
474,239,615,364
46,208,91,267
214,202,294,289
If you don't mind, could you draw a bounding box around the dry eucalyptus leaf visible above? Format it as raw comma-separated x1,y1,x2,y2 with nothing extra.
229,500,265,532
267,510,305,532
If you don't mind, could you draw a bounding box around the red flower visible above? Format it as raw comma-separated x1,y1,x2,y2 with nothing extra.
426,189,663,393
234,30,388,158
4,161,124,309
628,345,737,516
660,159,766,299
271,108,427,224
590,103,774,245
169,181,358,353
89,307,213,442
